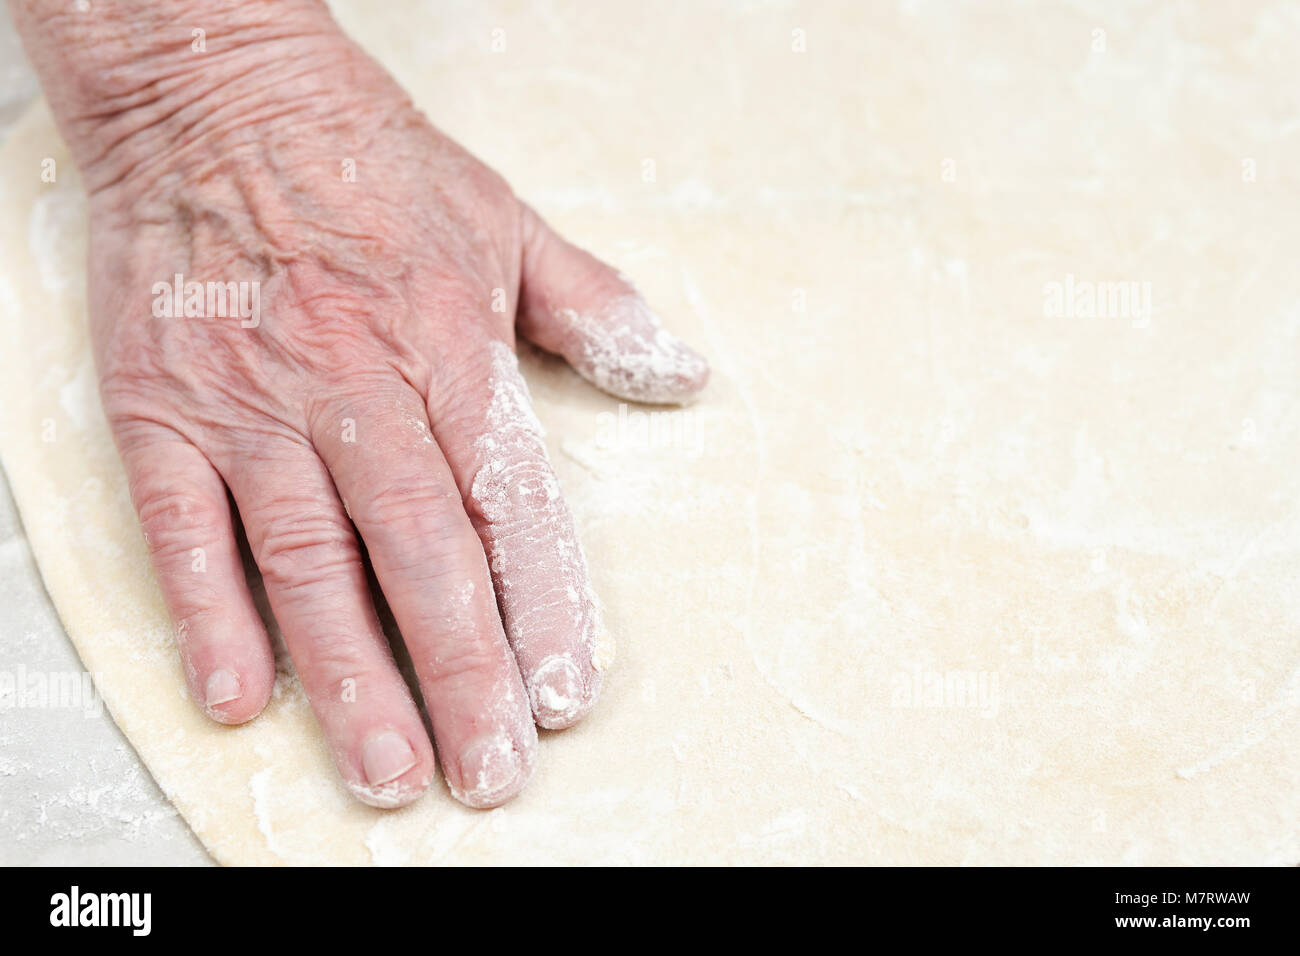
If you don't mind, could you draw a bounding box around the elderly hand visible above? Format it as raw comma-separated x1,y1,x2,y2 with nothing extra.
13,0,707,808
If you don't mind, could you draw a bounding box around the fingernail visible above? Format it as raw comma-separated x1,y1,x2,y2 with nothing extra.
456,734,523,806
530,657,585,726
204,669,242,708
362,731,417,786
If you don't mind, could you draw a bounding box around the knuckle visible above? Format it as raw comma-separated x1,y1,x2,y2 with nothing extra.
135,483,223,556
470,453,565,532
353,477,465,540
173,605,225,646
424,637,504,692
301,630,381,684
252,506,357,592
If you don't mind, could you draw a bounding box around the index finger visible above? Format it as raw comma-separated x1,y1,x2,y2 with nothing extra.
431,340,609,729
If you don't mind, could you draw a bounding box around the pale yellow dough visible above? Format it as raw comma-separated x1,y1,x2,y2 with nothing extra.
1,0,1298,864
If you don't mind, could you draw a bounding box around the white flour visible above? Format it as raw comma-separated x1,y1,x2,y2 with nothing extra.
554,294,708,405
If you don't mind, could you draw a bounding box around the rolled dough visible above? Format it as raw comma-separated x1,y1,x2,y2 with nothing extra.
1,0,1298,864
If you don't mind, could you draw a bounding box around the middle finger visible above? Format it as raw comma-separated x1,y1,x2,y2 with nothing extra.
310,383,537,809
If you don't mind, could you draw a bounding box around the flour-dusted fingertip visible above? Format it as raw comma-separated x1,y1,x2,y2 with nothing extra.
557,294,711,405
449,732,536,809
529,654,601,729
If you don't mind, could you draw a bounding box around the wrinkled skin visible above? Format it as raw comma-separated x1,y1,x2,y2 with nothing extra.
46,19,709,808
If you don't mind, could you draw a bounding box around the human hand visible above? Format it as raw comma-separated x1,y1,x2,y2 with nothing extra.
13,0,708,808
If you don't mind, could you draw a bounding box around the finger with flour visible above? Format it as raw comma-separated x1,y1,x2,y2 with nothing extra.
517,204,710,405
431,341,612,730
308,386,537,808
